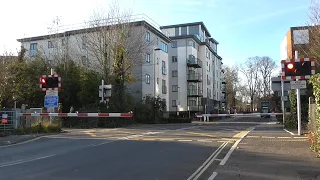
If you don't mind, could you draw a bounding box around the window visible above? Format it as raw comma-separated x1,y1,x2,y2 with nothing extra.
146,32,150,41
146,74,150,84
175,27,179,36
188,100,197,106
172,100,177,107
81,56,89,66
189,25,199,36
207,75,211,85
146,53,150,63
172,70,178,77
162,61,167,75
161,41,168,52
61,39,65,46
172,85,178,92
29,43,37,57
205,48,210,59
172,56,177,63
162,79,167,94
48,41,54,48
188,40,195,48
157,78,159,85
82,36,87,49
171,41,177,48
181,26,187,35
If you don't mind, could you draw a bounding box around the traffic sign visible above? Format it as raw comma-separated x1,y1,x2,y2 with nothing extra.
1,114,8,124
290,80,306,89
44,95,59,108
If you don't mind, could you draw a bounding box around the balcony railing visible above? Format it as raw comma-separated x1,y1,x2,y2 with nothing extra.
187,89,203,97
187,58,202,68
187,74,202,82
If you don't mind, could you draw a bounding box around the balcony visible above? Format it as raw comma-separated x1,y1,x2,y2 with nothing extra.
162,86,167,94
187,89,203,97
187,58,202,68
187,74,202,82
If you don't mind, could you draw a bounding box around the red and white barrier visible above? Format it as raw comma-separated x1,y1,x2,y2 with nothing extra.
18,113,133,118
195,113,290,121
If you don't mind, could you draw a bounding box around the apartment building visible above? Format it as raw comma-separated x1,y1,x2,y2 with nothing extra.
16,17,171,111
280,25,313,60
16,16,224,114
160,22,223,115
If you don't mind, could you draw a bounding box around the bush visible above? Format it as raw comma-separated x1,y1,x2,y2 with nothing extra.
284,115,297,129
15,125,61,135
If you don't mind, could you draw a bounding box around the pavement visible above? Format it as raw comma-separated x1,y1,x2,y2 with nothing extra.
0,117,318,180
0,134,41,146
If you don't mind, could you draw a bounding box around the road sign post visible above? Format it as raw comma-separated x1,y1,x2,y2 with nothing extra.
40,69,60,125
290,80,307,89
281,51,315,135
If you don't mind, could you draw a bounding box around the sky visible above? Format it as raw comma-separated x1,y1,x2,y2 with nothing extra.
0,0,310,67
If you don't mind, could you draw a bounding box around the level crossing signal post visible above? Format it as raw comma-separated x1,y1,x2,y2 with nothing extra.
281,51,315,135
40,68,61,125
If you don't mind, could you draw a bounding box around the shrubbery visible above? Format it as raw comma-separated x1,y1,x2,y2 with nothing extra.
15,125,61,135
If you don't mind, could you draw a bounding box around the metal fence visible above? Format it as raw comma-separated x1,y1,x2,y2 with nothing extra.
0,109,19,132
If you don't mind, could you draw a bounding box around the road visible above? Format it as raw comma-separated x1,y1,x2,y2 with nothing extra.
0,117,317,180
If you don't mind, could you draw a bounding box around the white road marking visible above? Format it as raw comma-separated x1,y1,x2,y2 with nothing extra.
246,135,259,138
178,140,193,142
293,137,307,139
219,127,255,166
284,129,295,135
0,154,56,168
193,142,228,180
91,141,114,147
262,136,276,139
197,140,212,142
187,142,228,180
187,142,227,180
277,137,291,139
208,172,218,180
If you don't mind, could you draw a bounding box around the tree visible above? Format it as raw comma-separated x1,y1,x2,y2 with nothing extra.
0,52,16,108
9,58,50,107
80,2,154,111
257,56,277,97
239,57,261,112
223,65,239,109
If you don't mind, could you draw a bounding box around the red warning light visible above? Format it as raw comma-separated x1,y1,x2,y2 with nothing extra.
40,77,46,84
287,63,294,70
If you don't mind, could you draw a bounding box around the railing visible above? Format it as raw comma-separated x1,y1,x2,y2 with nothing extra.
187,89,203,96
187,74,202,81
187,58,202,68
